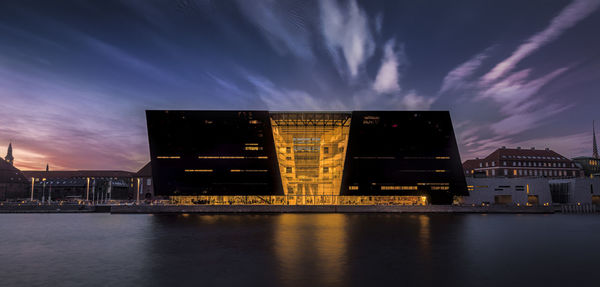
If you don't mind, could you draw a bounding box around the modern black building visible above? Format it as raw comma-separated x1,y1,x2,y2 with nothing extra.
146,111,468,205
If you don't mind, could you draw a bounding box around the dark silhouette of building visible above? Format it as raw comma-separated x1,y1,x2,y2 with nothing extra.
463,146,581,178
0,143,28,201
594,120,599,159
146,110,468,205
572,121,600,177
4,142,14,166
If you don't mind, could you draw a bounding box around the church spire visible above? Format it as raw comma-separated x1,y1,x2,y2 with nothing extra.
5,142,14,165
594,120,599,159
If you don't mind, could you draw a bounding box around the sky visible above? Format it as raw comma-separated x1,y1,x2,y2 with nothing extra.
1,0,600,171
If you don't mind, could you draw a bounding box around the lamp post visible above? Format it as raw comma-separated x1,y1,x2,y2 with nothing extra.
30,178,34,201
41,178,46,204
136,178,140,205
92,179,96,205
86,177,90,203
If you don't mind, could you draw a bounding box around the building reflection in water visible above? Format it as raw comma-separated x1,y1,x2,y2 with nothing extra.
274,214,348,287
418,215,431,259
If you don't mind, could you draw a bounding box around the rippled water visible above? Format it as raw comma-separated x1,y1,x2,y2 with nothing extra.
1,213,599,287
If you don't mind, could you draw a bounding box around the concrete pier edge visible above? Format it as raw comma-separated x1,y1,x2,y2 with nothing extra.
109,205,555,214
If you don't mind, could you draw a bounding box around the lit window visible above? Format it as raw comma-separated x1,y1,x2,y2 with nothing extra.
244,146,262,151
349,186,359,190
381,186,418,190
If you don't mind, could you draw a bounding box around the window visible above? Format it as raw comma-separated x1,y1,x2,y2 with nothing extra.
146,179,152,186
286,167,292,173
323,167,329,173
324,147,329,154
504,169,508,176
286,147,291,153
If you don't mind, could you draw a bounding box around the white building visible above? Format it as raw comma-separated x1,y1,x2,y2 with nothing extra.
462,177,552,206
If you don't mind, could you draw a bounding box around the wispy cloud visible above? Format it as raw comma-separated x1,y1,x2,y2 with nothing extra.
479,67,569,114
438,0,596,161
247,75,347,110
373,39,403,94
438,49,490,95
481,0,600,84
236,0,314,60
394,90,435,110
319,0,375,78
489,103,572,136
0,63,148,171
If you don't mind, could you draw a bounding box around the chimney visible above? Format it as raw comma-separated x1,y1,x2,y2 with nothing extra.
531,147,535,150
501,146,506,149
545,148,550,151
517,147,521,150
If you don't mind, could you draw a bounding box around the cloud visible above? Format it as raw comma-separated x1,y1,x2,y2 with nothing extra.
394,91,435,110
236,0,314,60
479,67,569,114
439,49,489,95
481,0,600,84
247,75,347,110
0,63,148,171
489,104,571,136
373,39,403,94
319,0,375,78
374,13,383,34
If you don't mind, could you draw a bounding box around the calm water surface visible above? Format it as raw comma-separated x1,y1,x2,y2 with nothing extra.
1,213,599,287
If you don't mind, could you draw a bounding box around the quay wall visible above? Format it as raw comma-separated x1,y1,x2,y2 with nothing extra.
110,204,555,214
0,204,96,213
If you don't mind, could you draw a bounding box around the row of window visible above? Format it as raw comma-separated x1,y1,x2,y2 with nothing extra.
501,155,566,160
349,185,449,191
483,169,576,177
481,161,574,168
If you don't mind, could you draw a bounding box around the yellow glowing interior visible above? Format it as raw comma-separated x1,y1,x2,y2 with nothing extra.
170,195,427,205
270,113,351,203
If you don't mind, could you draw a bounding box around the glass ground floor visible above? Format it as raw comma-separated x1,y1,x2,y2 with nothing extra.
170,195,428,205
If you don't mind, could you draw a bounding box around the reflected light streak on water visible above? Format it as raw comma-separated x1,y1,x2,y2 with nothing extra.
1,213,600,287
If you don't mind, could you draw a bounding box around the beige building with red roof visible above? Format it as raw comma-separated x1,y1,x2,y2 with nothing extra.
463,146,582,178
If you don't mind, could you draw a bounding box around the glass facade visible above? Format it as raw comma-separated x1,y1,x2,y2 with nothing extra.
146,110,468,205
270,113,351,204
